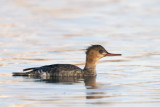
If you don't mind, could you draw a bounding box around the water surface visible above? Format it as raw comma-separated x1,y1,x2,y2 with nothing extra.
0,0,160,107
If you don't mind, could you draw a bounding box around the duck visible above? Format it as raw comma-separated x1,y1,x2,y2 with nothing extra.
12,45,121,77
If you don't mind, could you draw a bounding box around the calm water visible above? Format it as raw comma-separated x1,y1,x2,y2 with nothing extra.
0,0,160,107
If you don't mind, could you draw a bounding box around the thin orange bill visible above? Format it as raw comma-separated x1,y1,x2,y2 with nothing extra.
105,53,122,56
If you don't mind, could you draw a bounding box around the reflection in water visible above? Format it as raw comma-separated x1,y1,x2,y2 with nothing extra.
18,75,105,100
84,77,105,99
31,76,83,84
1,0,160,106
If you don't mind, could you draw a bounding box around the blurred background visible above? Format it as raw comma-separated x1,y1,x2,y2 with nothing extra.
0,0,160,107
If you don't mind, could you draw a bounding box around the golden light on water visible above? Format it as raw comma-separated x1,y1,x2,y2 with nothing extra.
0,0,160,107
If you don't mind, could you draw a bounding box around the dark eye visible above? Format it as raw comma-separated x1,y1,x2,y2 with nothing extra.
99,50,103,54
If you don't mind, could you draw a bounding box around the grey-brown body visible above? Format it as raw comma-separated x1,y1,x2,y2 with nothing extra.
25,64,84,77
23,64,97,77
12,45,121,77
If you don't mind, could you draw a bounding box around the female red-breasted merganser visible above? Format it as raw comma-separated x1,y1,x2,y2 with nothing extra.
13,45,121,77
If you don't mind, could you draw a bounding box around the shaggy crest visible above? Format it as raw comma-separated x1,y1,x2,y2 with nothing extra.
86,45,107,54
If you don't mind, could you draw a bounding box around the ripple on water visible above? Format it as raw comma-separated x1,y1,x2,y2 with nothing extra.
0,0,160,107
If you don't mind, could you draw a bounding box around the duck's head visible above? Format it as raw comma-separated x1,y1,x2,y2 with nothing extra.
86,45,121,60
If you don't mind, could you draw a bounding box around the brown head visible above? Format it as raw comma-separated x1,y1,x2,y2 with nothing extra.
84,45,121,76
86,45,121,60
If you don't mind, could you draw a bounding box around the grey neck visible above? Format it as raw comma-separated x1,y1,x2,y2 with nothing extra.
83,55,98,76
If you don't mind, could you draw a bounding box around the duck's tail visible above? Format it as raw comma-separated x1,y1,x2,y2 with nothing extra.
12,72,28,76
12,67,38,76
23,67,38,72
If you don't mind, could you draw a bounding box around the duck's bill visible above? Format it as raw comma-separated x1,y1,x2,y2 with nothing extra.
105,53,122,56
